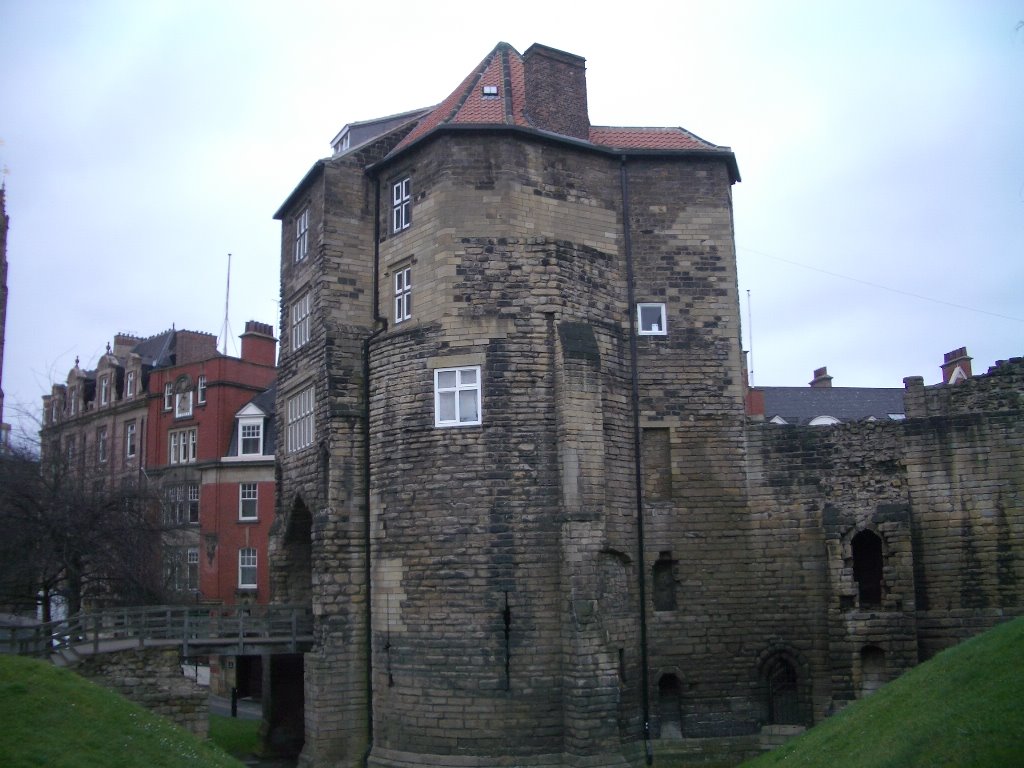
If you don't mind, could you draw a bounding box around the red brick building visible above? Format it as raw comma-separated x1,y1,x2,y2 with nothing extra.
143,322,276,602
42,321,277,608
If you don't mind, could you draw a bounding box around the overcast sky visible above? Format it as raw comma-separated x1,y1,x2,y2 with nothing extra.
2,1,1022,446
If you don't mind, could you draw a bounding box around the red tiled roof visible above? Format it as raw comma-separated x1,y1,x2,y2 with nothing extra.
393,43,530,153
388,43,732,161
588,126,724,152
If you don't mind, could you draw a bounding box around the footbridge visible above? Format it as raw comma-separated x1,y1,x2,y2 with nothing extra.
4,603,313,745
6,603,314,664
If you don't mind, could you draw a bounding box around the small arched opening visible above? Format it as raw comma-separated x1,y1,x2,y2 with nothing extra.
657,673,683,739
764,655,802,725
860,645,887,696
280,495,313,606
852,530,884,606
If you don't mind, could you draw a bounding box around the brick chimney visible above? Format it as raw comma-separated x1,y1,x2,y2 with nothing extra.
174,330,219,365
941,346,972,384
113,333,143,357
523,43,590,141
241,321,276,366
809,366,833,388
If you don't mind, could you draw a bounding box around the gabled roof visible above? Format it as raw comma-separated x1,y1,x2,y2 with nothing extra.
392,42,530,153
383,42,739,180
760,386,906,426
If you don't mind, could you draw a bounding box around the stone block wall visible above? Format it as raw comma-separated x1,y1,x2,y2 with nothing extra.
743,358,1024,722
75,647,208,737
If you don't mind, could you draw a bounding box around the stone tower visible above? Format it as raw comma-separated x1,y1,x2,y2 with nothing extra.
272,42,744,767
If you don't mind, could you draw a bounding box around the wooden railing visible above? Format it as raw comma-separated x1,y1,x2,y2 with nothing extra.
3,604,314,660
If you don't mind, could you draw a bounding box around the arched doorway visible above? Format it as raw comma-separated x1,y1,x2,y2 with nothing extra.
657,674,683,739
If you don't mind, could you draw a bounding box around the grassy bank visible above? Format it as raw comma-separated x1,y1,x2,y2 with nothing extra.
0,654,245,768
744,616,1024,767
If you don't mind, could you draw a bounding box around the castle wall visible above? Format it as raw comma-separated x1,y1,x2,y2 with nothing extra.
744,359,1024,722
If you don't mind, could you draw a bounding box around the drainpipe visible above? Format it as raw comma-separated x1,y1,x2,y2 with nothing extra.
362,174,388,767
621,156,653,765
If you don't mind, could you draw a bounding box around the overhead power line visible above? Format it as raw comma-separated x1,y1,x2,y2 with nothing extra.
738,245,1024,324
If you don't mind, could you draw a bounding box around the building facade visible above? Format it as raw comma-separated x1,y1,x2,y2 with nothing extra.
271,42,1023,768
41,321,277,608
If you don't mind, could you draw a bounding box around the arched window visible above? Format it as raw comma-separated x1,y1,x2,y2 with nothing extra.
764,656,801,725
657,674,683,739
852,530,884,606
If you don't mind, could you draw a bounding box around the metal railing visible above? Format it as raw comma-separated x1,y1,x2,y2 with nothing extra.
3,603,314,660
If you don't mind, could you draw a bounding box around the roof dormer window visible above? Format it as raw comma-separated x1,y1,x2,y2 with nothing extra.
482,85,499,99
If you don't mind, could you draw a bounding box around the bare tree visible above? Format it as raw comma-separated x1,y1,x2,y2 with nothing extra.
0,442,167,619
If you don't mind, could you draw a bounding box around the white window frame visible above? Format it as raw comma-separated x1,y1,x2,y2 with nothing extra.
239,419,263,455
188,483,200,524
97,427,108,464
100,376,110,405
286,386,315,452
175,389,193,419
291,292,311,351
239,548,258,589
125,421,137,458
163,383,173,411
169,427,198,465
294,206,309,262
392,177,411,233
125,371,136,398
197,374,207,404
434,366,482,427
187,548,199,592
394,267,412,323
637,303,668,336
239,482,258,520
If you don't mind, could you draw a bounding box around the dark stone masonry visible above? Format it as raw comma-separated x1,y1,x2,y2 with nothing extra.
268,42,1023,767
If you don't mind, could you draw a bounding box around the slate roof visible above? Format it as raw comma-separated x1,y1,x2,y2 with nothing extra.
759,387,906,426
226,382,277,457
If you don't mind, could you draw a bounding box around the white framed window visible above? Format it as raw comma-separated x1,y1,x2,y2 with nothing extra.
125,371,136,398
394,267,412,323
291,292,311,350
239,483,258,520
294,206,309,262
125,421,137,458
163,383,173,411
69,386,79,416
169,427,198,465
239,420,263,455
164,483,200,525
392,177,411,233
434,366,482,427
100,376,110,406
188,484,200,523
187,548,199,592
637,303,668,335
197,374,207,404
97,427,108,464
175,389,193,418
286,386,315,452
239,548,258,589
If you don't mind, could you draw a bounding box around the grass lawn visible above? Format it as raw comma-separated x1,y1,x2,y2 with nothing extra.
743,615,1024,767
0,654,245,768
208,713,261,759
